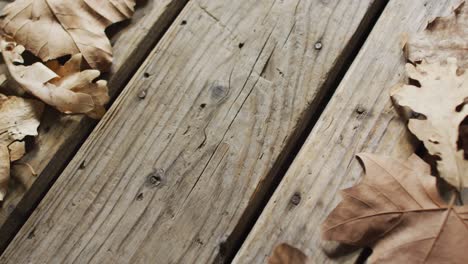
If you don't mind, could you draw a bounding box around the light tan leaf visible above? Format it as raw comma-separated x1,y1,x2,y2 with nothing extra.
8,141,25,162
322,154,468,263
0,94,43,144
405,2,468,68
391,58,468,189
1,39,110,119
0,94,43,200
268,244,312,264
0,0,136,71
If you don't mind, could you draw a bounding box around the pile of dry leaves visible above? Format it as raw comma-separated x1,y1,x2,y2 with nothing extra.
0,0,136,200
270,2,468,264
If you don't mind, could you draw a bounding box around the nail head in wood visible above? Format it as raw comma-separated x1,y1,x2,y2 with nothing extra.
314,41,322,50
138,90,147,99
290,192,301,206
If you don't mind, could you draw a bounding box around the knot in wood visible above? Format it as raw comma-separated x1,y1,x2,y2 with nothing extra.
146,169,164,188
136,193,144,201
211,84,228,100
355,106,366,115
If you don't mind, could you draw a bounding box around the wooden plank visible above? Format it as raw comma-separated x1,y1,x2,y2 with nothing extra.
0,0,188,251
232,0,462,263
0,0,384,262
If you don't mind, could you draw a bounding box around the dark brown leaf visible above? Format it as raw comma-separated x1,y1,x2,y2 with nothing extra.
322,154,468,263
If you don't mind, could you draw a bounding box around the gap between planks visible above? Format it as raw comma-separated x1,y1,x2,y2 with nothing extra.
233,0,463,263
0,0,189,253
223,0,389,262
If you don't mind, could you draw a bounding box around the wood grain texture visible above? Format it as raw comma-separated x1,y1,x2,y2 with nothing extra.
1,0,383,262
232,0,462,263
0,0,188,251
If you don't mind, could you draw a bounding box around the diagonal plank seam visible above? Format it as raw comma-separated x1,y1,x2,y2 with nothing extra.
222,0,390,262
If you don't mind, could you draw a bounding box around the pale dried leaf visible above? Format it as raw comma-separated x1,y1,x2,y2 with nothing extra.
0,0,136,71
0,94,42,200
405,2,468,68
322,154,468,263
1,39,110,119
391,59,468,189
8,141,25,162
268,244,312,264
0,94,43,144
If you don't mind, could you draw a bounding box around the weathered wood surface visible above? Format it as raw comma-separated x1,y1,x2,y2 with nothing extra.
0,0,188,250
1,0,384,262
233,0,462,263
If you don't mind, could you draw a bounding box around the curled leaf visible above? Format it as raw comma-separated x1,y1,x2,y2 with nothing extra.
1,39,110,119
322,154,468,263
0,0,136,71
0,94,43,200
391,59,468,189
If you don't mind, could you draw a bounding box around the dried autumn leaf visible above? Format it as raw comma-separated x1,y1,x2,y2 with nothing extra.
403,1,468,187
405,2,468,68
391,58,468,189
0,94,43,200
268,244,312,264
8,141,25,162
1,39,110,119
0,0,136,71
322,153,468,263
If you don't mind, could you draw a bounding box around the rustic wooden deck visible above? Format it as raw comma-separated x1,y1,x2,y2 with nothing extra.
0,0,461,263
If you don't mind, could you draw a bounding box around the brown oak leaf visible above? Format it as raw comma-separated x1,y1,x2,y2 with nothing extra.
1,38,109,119
0,0,136,71
0,93,43,200
322,153,468,263
391,58,468,189
268,244,312,264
